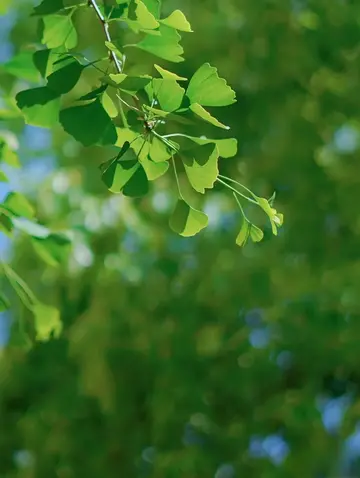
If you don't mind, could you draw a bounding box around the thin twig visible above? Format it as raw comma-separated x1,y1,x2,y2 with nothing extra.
88,0,122,73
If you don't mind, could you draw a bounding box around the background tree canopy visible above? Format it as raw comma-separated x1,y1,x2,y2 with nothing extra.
1,0,360,477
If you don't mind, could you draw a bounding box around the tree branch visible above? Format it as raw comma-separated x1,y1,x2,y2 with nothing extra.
88,0,122,73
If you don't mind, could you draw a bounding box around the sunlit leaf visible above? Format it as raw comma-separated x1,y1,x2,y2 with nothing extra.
109,73,152,94
190,103,230,129
130,25,184,62
42,15,77,49
127,0,159,31
3,192,35,219
0,170,8,182
141,155,169,180
160,10,192,32
146,78,184,112
187,63,236,107
60,99,117,146
177,135,237,158
102,92,118,118
32,233,71,267
2,51,40,82
182,143,219,193
32,303,62,341
169,199,208,237
0,141,20,167
16,87,60,128
154,64,187,81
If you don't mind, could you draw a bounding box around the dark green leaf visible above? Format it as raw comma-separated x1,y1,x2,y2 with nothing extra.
0,293,10,312
46,59,84,94
109,73,152,94
78,84,108,101
60,99,117,146
33,0,64,15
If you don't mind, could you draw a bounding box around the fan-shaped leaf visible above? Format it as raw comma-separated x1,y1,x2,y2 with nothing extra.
186,63,236,107
154,64,187,81
16,87,60,128
131,25,184,62
190,103,230,129
182,143,219,193
46,59,84,94
60,99,117,146
42,15,77,49
169,199,208,237
160,10,192,32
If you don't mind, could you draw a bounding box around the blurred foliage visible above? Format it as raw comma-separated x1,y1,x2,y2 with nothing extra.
1,0,360,477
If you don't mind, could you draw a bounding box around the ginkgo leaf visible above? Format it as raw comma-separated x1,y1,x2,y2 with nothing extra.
3,51,40,82
186,63,236,107
102,92,118,118
169,199,208,237
78,84,108,101
160,10,192,32
130,25,184,62
60,99,117,146
254,196,283,235
105,41,123,59
33,49,57,78
190,103,230,129
182,143,219,193
3,192,35,219
141,155,169,180
154,64,187,81
177,135,237,158
140,0,160,17
16,87,60,128
236,221,264,246
42,15,77,49
146,78,184,112
46,59,84,94
109,73,152,94
127,0,159,31
149,136,174,162
32,303,62,341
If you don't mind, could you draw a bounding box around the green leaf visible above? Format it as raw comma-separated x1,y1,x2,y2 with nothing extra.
141,0,160,17
42,15,77,49
169,200,208,237
149,136,174,162
146,78,184,112
109,73,152,94
186,63,236,107
154,64,187,81
0,293,10,312
102,92,118,118
0,170,8,182
46,59,84,94
16,87,60,128
178,135,237,158
33,49,54,78
2,51,40,82
254,196,283,235
236,221,264,246
127,0,159,31
32,303,62,341
105,41,123,59
60,99,117,146
0,214,13,235
102,150,149,197
160,10,192,32
182,144,219,193
78,84,108,101
12,217,50,237
33,0,64,15
190,103,230,129
141,155,169,180
32,233,71,267
0,141,19,167
3,193,35,219
131,25,184,63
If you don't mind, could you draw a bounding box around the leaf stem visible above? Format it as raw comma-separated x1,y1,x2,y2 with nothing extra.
218,174,258,201
232,192,249,222
172,157,183,199
0,262,37,310
216,178,258,205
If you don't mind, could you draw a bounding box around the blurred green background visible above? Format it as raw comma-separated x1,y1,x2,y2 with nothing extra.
2,0,360,476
